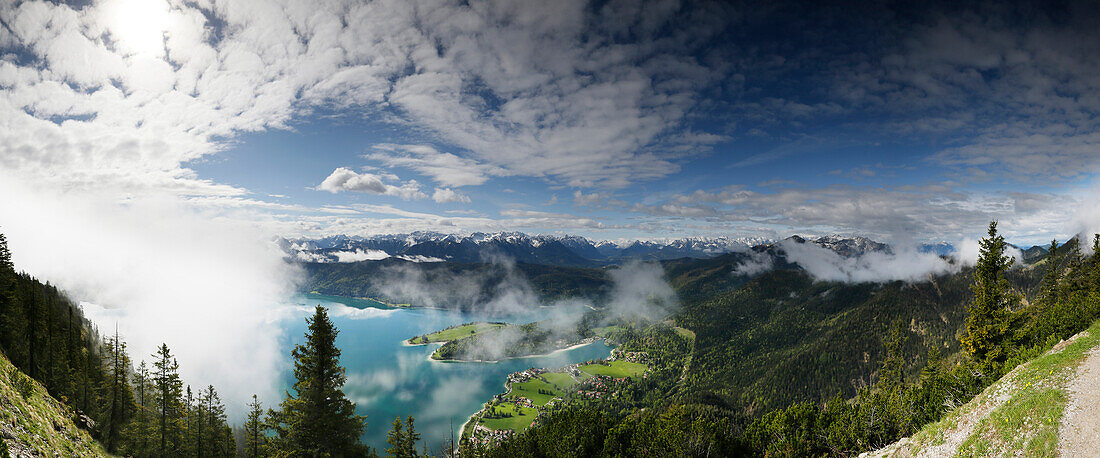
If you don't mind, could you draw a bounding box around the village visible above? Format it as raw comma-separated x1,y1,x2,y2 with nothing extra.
463,351,651,448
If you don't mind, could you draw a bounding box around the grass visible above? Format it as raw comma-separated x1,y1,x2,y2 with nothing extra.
510,379,560,406
0,352,108,456
592,325,626,338
957,387,1065,457
579,360,648,378
541,372,578,389
907,319,1100,456
409,322,508,344
478,402,539,432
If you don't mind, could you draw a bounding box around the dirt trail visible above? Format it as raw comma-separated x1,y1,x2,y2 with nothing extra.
1059,344,1100,456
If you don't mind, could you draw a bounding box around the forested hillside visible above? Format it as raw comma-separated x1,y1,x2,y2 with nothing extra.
0,234,237,456
477,224,1100,457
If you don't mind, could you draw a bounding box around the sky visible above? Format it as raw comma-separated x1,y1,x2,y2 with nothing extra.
2,0,1100,246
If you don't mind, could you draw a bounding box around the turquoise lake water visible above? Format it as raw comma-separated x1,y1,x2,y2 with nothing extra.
282,294,614,452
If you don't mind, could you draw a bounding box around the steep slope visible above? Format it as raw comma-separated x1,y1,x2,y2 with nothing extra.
866,319,1100,457
674,268,974,411
0,351,109,457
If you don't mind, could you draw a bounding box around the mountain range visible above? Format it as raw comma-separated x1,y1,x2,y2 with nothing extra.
280,231,774,267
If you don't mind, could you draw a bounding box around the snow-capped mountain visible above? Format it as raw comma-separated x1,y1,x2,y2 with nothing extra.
763,235,894,258
280,232,773,267
809,235,893,257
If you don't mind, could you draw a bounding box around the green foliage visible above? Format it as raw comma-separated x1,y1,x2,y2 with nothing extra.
266,305,369,456
961,221,1018,372
484,224,1100,457
385,416,420,457
152,343,184,455
0,233,234,457
245,394,265,457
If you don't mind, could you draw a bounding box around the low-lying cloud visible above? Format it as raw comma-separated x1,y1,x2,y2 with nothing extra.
0,174,298,421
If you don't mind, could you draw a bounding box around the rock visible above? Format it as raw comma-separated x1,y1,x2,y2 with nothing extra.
73,414,95,431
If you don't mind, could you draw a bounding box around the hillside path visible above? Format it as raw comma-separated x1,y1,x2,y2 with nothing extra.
1059,344,1100,456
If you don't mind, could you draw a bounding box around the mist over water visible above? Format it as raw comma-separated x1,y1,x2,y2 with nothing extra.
282,294,613,452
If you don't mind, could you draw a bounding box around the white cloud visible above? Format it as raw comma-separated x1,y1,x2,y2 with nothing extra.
779,239,958,283
431,188,471,204
317,167,427,200
0,174,298,421
365,144,506,188
333,249,391,262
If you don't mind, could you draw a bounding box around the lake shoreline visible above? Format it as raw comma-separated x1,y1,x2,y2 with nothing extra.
426,338,602,363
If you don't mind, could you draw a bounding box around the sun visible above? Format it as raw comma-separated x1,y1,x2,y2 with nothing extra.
100,0,172,58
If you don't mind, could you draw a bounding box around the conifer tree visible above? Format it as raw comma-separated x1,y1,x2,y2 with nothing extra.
153,344,184,456
386,417,406,457
103,329,134,452
129,360,153,457
1039,239,1061,305
403,415,420,457
201,385,230,456
961,221,1018,371
245,394,266,457
268,305,368,456
878,319,906,393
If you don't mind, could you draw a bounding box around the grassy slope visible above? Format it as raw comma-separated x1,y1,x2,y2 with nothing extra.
874,319,1100,457
579,361,648,378
478,403,539,432
409,322,508,344
0,351,109,457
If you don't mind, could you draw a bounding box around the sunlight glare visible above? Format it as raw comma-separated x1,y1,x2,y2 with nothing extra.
101,0,171,57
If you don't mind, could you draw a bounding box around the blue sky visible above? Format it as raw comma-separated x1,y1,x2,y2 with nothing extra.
3,0,1100,246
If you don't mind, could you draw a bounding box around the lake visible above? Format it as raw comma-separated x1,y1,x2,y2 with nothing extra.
281,294,614,452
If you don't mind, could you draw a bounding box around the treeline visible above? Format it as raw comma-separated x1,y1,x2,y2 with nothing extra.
473,222,1100,456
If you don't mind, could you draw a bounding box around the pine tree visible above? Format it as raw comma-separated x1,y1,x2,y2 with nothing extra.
268,305,368,456
245,394,266,457
153,344,184,456
961,221,1018,371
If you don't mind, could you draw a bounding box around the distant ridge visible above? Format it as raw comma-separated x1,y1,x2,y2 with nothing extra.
280,231,772,267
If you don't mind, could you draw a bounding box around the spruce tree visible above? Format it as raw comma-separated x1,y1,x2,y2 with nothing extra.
269,305,368,456
153,344,184,456
0,233,26,376
103,329,134,452
245,394,266,457
403,415,420,457
961,221,1018,371
1039,239,1061,305
386,417,405,457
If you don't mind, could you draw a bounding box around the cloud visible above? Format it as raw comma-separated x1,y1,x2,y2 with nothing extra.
365,144,506,188
432,188,471,204
604,261,677,321
632,184,1081,246
333,249,391,262
0,174,298,421
778,239,959,283
317,167,427,200
732,251,774,277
